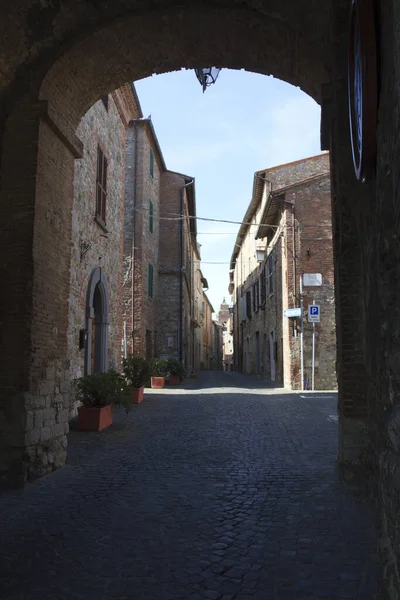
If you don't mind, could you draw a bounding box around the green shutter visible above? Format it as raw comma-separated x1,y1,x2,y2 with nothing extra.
149,200,153,233
150,148,154,177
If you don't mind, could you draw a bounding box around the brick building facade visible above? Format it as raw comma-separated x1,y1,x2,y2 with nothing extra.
158,172,197,374
123,117,211,374
123,117,166,360
67,86,139,421
230,153,336,390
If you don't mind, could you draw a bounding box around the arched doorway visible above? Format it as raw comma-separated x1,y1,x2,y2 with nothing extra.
85,267,110,375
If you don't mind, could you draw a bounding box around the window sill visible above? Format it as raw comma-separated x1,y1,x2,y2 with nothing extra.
94,214,108,233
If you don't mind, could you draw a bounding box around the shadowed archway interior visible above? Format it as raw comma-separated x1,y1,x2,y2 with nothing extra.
85,267,110,375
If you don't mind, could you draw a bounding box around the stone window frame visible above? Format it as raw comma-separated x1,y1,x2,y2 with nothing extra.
85,267,110,375
96,144,108,225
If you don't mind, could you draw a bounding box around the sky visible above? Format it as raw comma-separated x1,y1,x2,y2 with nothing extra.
135,69,322,314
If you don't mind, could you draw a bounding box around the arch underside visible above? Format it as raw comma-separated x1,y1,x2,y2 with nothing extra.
0,3,330,129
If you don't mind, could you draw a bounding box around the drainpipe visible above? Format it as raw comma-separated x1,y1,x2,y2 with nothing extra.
131,119,138,354
178,189,183,362
179,179,194,365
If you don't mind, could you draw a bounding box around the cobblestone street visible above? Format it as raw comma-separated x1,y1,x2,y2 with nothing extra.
0,372,379,599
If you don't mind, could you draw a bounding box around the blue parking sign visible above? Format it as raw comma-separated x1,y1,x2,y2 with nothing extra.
308,305,320,322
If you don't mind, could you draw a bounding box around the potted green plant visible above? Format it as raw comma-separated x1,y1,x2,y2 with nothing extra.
122,355,149,404
166,358,186,385
149,358,168,389
73,368,131,431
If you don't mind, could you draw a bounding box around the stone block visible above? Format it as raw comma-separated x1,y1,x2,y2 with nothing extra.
39,381,56,396
53,450,67,468
24,429,41,446
34,410,44,429
40,427,51,442
43,408,56,425
25,411,35,432
57,409,70,424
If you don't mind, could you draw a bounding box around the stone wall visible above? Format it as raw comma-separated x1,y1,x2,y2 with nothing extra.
67,90,130,417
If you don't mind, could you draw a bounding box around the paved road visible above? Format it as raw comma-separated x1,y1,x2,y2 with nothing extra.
0,372,379,599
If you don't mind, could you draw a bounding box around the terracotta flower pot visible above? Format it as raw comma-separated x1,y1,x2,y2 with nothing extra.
131,387,144,404
151,376,165,389
78,405,112,431
169,375,180,385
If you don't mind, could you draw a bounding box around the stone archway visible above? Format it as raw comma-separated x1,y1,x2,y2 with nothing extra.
85,267,110,375
0,0,386,506
0,2,333,489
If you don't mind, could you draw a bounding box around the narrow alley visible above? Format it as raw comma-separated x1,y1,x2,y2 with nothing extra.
0,372,379,600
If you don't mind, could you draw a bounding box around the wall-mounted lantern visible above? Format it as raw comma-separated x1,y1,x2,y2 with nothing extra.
256,248,266,263
195,67,221,92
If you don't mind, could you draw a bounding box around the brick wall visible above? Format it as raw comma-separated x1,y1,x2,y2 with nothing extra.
233,154,336,390
158,171,195,372
123,121,162,359
67,89,131,416
283,173,336,390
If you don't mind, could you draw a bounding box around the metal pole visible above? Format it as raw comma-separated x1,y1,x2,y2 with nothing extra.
123,321,127,359
300,276,304,390
312,300,316,391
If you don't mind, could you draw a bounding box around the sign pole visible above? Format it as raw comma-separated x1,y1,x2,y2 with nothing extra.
312,300,316,391
300,276,304,391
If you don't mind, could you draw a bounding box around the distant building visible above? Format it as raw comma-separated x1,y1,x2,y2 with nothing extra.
158,171,197,374
216,298,234,371
212,321,224,371
123,107,212,374
192,246,209,373
229,153,336,390
201,292,214,369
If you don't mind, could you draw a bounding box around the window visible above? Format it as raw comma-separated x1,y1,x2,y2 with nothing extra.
149,200,153,234
148,264,154,299
255,279,260,310
150,148,154,177
260,266,266,305
246,291,252,318
96,145,107,223
101,95,109,111
268,252,275,295
252,282,257,313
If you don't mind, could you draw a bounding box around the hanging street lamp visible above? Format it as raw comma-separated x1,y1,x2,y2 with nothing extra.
195,67,221,92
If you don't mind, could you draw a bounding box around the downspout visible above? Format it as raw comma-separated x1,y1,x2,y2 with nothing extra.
179,179,194,364
178,188,183,362
292,201,296,304
131,120,138,353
